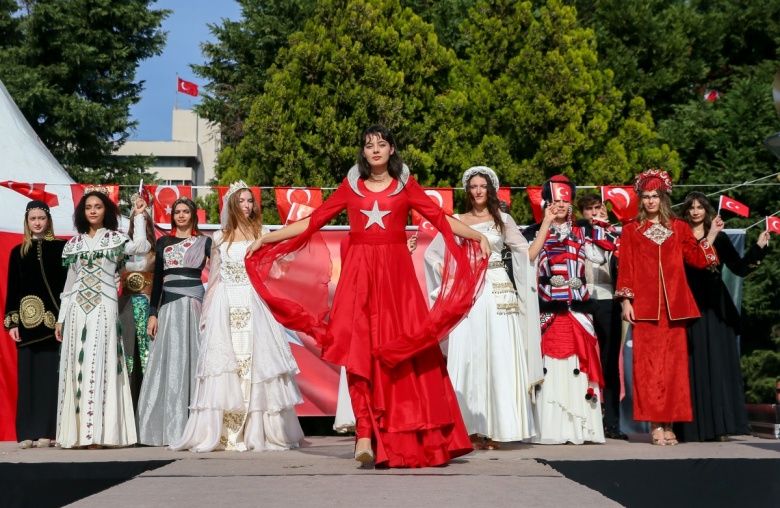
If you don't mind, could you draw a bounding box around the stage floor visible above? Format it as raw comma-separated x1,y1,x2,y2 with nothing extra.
1,434,778,507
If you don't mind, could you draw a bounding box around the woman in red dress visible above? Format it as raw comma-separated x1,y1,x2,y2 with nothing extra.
245,125,490,468
615,170,723,445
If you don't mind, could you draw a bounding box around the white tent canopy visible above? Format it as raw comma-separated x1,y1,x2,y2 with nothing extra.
0,79,76,235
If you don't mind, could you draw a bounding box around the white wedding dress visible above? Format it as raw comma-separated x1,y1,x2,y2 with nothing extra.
169,230,304,452
425,213,543,442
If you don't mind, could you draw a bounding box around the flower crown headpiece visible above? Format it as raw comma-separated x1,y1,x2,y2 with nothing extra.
83,184,110,196
461,166,500,190
634,169,673,195
224,180,250,202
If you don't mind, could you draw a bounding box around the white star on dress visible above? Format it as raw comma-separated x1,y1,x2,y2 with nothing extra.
360,200,391,229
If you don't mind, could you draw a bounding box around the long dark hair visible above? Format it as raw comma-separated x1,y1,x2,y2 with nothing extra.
170,197,200,236
74,191,119,233
680,191,716,235
356,125,404,180
464,172,505,234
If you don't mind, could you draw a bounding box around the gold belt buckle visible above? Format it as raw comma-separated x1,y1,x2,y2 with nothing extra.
125,273,148,292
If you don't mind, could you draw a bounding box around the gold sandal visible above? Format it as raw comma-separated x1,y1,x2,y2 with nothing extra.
651,426,667,446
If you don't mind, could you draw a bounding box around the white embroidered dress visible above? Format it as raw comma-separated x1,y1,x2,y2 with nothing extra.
170,229,304,452
56,215,151,448
425,213,543,442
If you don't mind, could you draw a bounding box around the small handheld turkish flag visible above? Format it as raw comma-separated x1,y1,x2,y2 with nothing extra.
718,195,749,217
767,216,780,235
601,186,638,223
177,77,198,97
550,182,572,202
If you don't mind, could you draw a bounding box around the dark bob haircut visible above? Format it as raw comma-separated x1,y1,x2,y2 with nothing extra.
356,125,405,181
74,191,120,234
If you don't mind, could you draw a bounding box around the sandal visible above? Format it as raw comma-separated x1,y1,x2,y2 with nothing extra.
19,440,33,450
651,426,667,446
35,438,52,448
663,426,678,446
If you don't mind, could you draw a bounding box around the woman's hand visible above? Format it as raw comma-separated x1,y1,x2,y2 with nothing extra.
147,316,158,339
407,235,418,254
9,327,20,342
55,323,62,342
710,215,725,234
542,203,557,225
621,299,635,324
134,197,147,217
246,236,265,257
757,230,770,248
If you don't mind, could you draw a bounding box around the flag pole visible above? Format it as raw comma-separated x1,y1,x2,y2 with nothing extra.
717,195,722,216
175,73,179,110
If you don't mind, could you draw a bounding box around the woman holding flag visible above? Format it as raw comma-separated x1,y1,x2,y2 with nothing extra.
677,192,769,442
615,170,723,446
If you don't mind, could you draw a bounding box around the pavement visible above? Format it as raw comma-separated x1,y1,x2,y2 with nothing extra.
1,434,778,507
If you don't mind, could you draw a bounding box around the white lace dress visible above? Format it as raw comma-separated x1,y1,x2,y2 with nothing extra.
56,215,151,448
170,229,304,452
424,213,543,442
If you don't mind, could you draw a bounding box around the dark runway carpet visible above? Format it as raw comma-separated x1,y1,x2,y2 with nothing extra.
542,458,780,508
0,460,174,508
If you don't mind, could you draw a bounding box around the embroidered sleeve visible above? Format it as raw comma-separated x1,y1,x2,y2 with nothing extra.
614,287,634,299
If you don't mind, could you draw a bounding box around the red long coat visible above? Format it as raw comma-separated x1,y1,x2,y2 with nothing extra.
615,218,718,320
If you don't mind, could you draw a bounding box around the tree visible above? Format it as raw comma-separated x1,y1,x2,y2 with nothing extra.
226,0,457,192
0,0,168,184
400,0,476,56
193,0,316,147
427,0,678,222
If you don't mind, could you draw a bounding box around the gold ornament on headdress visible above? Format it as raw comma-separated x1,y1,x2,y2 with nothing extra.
83,184,111,196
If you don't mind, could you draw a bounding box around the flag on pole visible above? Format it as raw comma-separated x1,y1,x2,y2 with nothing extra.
718,195,749,217
177,77,198,97
767,216,780,234
601,186,638,223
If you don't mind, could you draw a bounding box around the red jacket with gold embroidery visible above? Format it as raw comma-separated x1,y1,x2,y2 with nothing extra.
614,218,718,321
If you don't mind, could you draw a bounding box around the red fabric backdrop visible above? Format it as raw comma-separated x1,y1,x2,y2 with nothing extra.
0,228,434,439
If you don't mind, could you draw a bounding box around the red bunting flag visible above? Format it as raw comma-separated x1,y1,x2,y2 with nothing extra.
601,185,639,223
177,77,198,97
718,195,749,217
411,188,454,237
0,181,59,206
274,187,323,224
526,187,544,223
497,187,512,209
767,216,780,235
148,185,193,224
70,184,120,206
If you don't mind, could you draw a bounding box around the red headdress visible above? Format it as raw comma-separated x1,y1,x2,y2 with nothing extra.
634,169,673,195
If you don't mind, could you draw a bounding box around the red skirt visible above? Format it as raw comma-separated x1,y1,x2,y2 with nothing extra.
632,297,692,422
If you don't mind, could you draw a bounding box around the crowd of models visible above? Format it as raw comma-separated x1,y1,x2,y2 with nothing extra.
4,124,772,466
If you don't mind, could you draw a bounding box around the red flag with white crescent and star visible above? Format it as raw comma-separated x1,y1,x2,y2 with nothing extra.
767,216,780,235
718,195,750,217
601,185,639,223
411,188,454,237
526,187,544,223
0,181,59,206
550,182,572,202
177,77,198,97
148,185,193,224
274,188,323,223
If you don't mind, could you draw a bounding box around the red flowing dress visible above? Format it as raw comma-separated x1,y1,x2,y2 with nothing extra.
615,218,718,422
246,168,487,468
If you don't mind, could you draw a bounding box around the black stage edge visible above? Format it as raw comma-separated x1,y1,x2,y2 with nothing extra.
0,460,174,508
541,458,780,508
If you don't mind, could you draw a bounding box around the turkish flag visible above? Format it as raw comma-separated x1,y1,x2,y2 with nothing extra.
70,184,120,206
601,185,639,223
411,188,454,237
274,188,323,223
177,77,198,97
148,185,193,224
498,187,512,208
216,186,262,214
526,187,544,223
0,181,59,206
767,216,780,235
719,195,749,217
550,182,572,202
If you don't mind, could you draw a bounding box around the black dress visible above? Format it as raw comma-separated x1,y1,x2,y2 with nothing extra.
4,239,68,441
676,232,766,442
